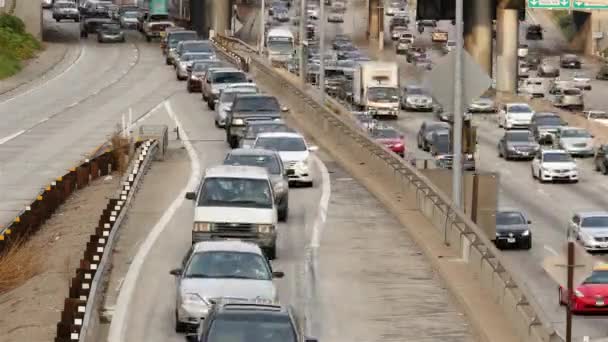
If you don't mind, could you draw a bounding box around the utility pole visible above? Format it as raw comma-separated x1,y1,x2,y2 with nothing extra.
452,0,464,208
259,0,265,55
299,0,306,84
378,4,384,51
566,239,574,342
319,0,325,101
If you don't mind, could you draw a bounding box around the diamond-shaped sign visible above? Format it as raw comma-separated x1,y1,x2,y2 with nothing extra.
527,0,571,8
423,51,492,114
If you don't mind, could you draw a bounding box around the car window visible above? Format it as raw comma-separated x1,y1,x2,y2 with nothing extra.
245,124,289,139
563,89,581,96
198,177,272,209
211,71,247,84
185,251,271,280
207,313,296,342
535,116,561,126
508,105,532,113
255,137,307,152
561,129,590,138
233,97,280,112
496,211,526,225
224,154,281,175
581,216,608,228
506,131,534,142
371,129,400,139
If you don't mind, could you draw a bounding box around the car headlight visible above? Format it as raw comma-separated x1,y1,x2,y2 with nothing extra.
257,224,274,233
193,222,211,232
232,118,244,125
574,289,584,298
521,230,530,236
295,160,309,170
182,293,210,305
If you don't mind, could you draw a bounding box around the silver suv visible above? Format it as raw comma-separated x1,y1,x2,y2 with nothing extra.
53,1,79,22
170,240,284,333
550,87,584,111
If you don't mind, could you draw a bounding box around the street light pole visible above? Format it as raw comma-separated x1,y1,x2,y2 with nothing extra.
259,0,265,55
566,239,575,342
299,0,306,84
452,0,464,208
319,0,325,101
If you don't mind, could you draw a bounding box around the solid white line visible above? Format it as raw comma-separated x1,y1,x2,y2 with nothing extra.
0,45,86,106
0,130,26,145
310,155,331,249
107,100,201,342
544,244,558,256
38,117,50,124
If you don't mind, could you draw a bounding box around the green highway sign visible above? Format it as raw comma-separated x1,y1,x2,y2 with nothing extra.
527,0,571,8
573,0,608,9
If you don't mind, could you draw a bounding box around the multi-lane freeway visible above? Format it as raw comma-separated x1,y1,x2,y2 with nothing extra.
318,0,608,339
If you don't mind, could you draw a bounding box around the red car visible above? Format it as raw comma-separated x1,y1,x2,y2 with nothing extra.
559,264,608,313
370,126,405,157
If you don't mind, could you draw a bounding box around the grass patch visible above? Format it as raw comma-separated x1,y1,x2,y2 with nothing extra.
0,13,42,80
0,241,41,294
550,10,576,42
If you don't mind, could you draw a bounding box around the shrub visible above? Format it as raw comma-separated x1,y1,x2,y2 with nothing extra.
0,14,41,79
0,13,25,34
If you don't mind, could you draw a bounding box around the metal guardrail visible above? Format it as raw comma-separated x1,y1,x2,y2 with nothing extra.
212,33,563,342
53,140,158,342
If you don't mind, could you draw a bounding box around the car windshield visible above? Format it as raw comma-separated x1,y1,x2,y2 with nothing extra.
508,105,531,113
536,116,561,126
184,43,214,53
198,178,272,208
102,24,120,31
169,33,198,46
435,135,450,152
245,124,289,139
185,251,271,280
225,155,281,175
123,11,138,18
581,216,608,228
563,88,581,95
372,129,400,139
220,89,257,103
496,211,526,225
233,97,280,112
255,137,306,152
367,87,399,102
208,313,296,342
182,53,213,61
589,111,608,119
406,87,425,95
543,152,572,162
507,131,534,142
56,2,76,8
583,270,608,284
268,40,293,53
212,71,247,84
561,129,590,138
192,61,217,72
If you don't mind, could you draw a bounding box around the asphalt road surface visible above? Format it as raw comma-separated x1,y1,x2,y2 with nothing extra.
325,1,608,339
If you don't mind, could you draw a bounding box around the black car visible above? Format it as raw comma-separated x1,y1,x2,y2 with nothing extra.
497,130,539,160
560,54,581,69
186,300,317,342
596,64,608,80
430,130,476,170
225,94,288,148
526,24,543,40
594,144,608,174
494,210,532,250
417,121,449,151
529,112,564,144
80,17,114,38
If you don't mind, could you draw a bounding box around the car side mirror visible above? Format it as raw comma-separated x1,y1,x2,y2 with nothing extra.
272,271,285,278
185,192,196,200
281,106,289,112
169,268,182,276
308,145,319,152
248,78,253,83
527,220,532,224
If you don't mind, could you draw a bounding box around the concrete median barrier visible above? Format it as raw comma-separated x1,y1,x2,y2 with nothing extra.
212,34,564,342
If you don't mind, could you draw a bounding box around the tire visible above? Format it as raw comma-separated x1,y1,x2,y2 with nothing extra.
207,100,214,110
601,163,608,175
539,170,546,183
303,181,313,188
229,135,239,148
56,18,60,22
521,238,532,250
265,246,277,260
498,148,503,158
146,35,151,42
278,204,288,221
187,84,193,93
165,58,171,65
175,310,186,333
417,136,422,149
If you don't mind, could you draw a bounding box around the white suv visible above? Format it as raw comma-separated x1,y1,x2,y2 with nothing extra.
531,149,579,183
498,103,535,129
253,132,318,187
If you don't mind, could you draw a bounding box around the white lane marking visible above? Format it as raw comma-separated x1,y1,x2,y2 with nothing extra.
106,100,201,342
544,245,558,256
0,45,86,105
310,155,331,249
38,117,50,124
0,130,26,145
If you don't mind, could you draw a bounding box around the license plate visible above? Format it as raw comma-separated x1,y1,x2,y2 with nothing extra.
507,238,516,243
596,299,605,306
160,32,166,37
521,152,529,156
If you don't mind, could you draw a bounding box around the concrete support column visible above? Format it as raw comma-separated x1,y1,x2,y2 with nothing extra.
464,0,493,77
211,0,232,36
368,0,379,40
495,8,519,93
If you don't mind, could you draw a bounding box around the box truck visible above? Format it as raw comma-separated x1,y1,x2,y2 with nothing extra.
352,61,400,118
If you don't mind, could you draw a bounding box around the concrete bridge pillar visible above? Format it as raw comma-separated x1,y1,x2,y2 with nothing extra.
367,0,379,40
464,0,493,76
495,4,519,93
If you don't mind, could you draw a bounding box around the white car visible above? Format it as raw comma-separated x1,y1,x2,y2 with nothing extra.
391,26,408,40
572,72,592,90
584,110,608,126
568,212,608,252
327,12,344,23
252,132,318,187
307,6,319,19
214,83,259,128
518,78,545,98
531,149,578,183
518,61,530,78
555,127,594,157
518,44,529,58
498,103,535,129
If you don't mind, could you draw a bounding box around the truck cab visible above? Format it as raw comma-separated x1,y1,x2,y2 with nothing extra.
266,27,294,67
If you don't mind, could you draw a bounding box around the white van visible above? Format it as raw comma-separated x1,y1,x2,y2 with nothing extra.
266,27,294,66
185,165,279,259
